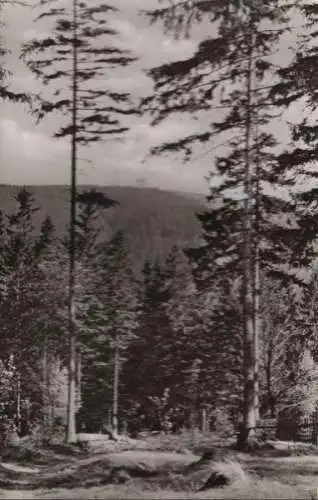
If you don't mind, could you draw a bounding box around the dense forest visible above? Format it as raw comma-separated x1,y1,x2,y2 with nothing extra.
0,185,203,272
0,183,316,443
2,0,318,454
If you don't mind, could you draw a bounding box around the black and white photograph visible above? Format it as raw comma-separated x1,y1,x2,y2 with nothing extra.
1,0,318,498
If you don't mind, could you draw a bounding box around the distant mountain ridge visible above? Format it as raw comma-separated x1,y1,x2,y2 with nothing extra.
0,185,204,271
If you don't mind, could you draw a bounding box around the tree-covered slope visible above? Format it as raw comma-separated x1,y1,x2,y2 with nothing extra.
0,185,203,271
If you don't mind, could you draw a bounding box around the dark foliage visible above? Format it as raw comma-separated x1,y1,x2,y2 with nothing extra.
21,0,138,144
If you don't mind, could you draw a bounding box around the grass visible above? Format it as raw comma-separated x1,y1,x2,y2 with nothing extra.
0,480,311,499
0,434,318,499
136,429,232,455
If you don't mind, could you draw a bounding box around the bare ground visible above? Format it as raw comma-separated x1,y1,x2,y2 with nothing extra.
0,436,317,499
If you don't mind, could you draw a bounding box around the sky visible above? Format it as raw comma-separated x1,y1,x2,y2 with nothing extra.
1,0,301,194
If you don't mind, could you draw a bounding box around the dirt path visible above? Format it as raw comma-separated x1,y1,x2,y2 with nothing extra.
0,449,316,499
0,448,199,493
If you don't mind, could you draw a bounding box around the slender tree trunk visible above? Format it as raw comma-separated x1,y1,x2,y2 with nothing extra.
189,403,195,432
190,407,196,446
76,349,82,410
50,398,54,425
202,407,207,433
266,346,275,417
43,333,50,425
253,115,261,424
67,315,77,442
239,20,256,449
66,0,78,444
253,245,260,422
16,373,21,435
112,340,119,435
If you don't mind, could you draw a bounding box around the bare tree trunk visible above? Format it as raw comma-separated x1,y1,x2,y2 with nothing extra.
67,307,77,443
190,413,196,447
266,355,271,413
202,408,207,433
66,0,78,444
190,404,195,434
253,246,260,423
50,399,54,425
266,344,275,417
42,334,51,426
253,115,261,424
76,349,82,410
43,335,47,419
16,373,21,435
112,341,119,435
239,20,256,449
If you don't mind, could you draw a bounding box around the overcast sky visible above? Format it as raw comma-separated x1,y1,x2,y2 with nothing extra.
1,0,301,194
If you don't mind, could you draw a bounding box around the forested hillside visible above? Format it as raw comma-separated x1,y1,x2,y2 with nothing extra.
0,183,314,444
0,185,203,271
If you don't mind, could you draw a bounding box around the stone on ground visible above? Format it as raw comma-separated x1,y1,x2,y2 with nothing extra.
107,467,131,484
198,459,248,491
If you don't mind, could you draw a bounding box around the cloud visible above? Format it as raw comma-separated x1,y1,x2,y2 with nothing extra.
133,119,199,144
1,119,68,158
1,0,209,194
110,17,196,67
0,116,209,193
104,71,152,96
22,28,51,41
0,119,69,184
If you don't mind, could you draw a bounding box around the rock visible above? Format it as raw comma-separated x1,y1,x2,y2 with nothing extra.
178,447,192,455
131,461,157,477
198,459,248,491
106,461,157,484
200,450,224,462
108,468,131,484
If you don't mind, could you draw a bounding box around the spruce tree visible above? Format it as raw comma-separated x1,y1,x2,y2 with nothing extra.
162,246,202,416
121,258,173,430
0,189,56,425
74,189,118,427
21,0,137,442
271,2,318,268
0,1,30,105
75,189,118,260
258,277,298,417
21,2,137,144
82,231,138,434
268,4,318,415
141,0,306,447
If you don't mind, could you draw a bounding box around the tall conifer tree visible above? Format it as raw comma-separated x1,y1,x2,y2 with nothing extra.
272,2,318,267
21,0,137,442
141,0,306,447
